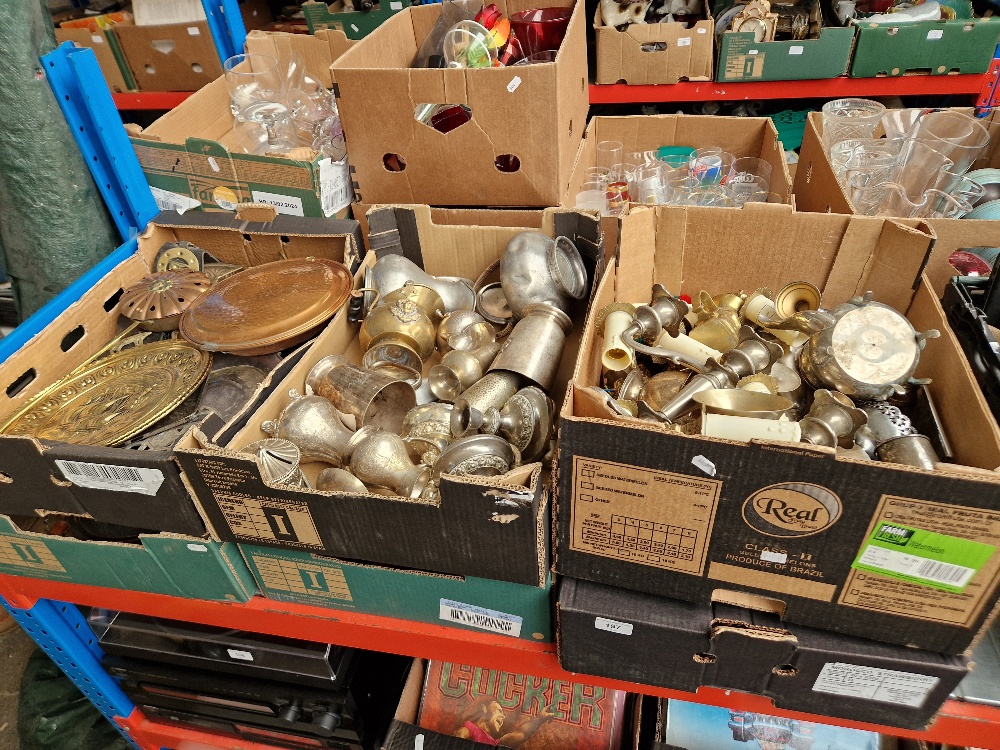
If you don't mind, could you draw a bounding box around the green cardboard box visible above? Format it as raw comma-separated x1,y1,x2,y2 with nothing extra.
850,17,1000,78
302,0,411,38
239,544,553,642
716,26,856,82
0,516,258,602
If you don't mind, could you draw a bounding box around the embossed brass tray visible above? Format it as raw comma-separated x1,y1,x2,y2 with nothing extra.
0,340,212,446
179,258,353,356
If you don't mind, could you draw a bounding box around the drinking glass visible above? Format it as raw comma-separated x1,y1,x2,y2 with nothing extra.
636,164,666,204
224,54,284,120
585,166,611,188
822,98,887,155
907,110,991,174
597,141,624,171
944,173,987,205
689,147,727,187
891,138,955,195
727,158,772,203
575,189,607,215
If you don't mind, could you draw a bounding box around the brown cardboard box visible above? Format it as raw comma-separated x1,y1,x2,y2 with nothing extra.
175,206,604,587
793,110,1000,297
127,31,353,218
593,4,713,85
562,114,794,257
330,0,589,207
555,204,1000,655
55,27,134,93
114,21,223,92
0,208,362,538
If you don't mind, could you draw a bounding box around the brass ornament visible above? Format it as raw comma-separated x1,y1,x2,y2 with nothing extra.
731,0,778,41
119,271,211,332
154,241,203,273
1,340,211,446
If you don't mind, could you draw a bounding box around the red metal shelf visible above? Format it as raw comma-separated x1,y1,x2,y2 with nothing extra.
589,72,996,103
3,573,1000,749
112,91,194,110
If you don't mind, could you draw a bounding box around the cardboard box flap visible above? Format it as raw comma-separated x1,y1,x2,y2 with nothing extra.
244,29,339,88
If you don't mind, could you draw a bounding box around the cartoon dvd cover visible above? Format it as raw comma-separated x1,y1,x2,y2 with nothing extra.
662,700,884,750
417,661,627,750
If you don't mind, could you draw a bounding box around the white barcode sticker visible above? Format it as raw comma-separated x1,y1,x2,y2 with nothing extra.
691,455,716,476
91,34,104,44
507,76,522,93
207,156,220,173
697,27,707,33
55,460,165,496
789,45,804,55
595,617,633,635
439,599,523,637
150,186,201,215
250,191,304,217
678,37,691,46
927,29,944,39
856,545,977,588
318,157,353,217
390,1,403,9
187,544,208,552
187,26,201,35
812,663,939,707
351,23,359,32
227,649,254,661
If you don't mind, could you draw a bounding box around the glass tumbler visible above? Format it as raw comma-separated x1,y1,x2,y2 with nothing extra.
224,53,284,120
907,110,991,175
597,141,624,172
822,98,887,156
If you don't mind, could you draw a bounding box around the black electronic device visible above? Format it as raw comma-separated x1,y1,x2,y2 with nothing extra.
100,612,354,689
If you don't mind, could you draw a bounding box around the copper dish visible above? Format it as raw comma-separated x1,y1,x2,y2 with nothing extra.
179,258,353,355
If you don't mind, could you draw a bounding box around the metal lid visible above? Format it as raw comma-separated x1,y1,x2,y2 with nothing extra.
119,271,211,329
476,282,513,325
180,258,353,355
548,236,587,300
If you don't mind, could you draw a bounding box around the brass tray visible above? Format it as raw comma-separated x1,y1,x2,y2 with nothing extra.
1,340,212,446
179,258,353,356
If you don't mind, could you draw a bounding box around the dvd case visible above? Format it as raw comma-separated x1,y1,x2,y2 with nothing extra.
418,662,626,750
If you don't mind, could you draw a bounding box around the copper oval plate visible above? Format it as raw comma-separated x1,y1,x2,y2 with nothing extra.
179,258,353,355
1,340,211,446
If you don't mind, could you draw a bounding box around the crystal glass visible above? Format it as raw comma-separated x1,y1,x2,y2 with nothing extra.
822,98,887,155
907,110,991,174
224,53,284,120
727,157,772,204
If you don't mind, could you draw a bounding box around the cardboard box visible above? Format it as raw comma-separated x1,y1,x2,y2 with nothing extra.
114,21,223,92
0,208,362,538
850,17,1000,78
330,0,589,207
132,0,206,26
593,5,713,85
558,577,969,729
562,114,794,252
239,543,553,641
555,204,1000,655
55,26,136,93
302,0,411,39
128,31,354,217
793,110,1000,297
0,514,257,602
716,26,855,82
175,205,604,587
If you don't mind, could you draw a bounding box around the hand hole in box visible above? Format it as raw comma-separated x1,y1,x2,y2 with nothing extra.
242,233,253,242
50,474,72,488
0,472,11,484
5,369,36,398
414,104,472,133
104,288,123,312
280,235,290,243
383,153,406,172
151,40,176,55
192,63,204,74
641,42,668,51
145,65,156,75
693,652,716,664
495,154,521,172
60,325,85,353
772,664,797,677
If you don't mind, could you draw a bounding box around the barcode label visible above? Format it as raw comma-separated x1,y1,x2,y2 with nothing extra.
439,599,522,637
150,186,200,215
319,157,353,216
856,545,977,588
227,649,254,661
55,460,165,496
813,662,939,707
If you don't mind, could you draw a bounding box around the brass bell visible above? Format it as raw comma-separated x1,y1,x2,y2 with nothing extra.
261,389,373,466
350,431,433,499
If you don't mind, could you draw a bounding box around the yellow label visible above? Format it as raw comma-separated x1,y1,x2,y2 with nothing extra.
839,495,1000,625
0,534,66,573
250,554,353,601
570,456,721,575
213,185,239,210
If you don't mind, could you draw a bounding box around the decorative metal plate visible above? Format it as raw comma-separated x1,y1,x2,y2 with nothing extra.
179,258,354,355
1,340,212,446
